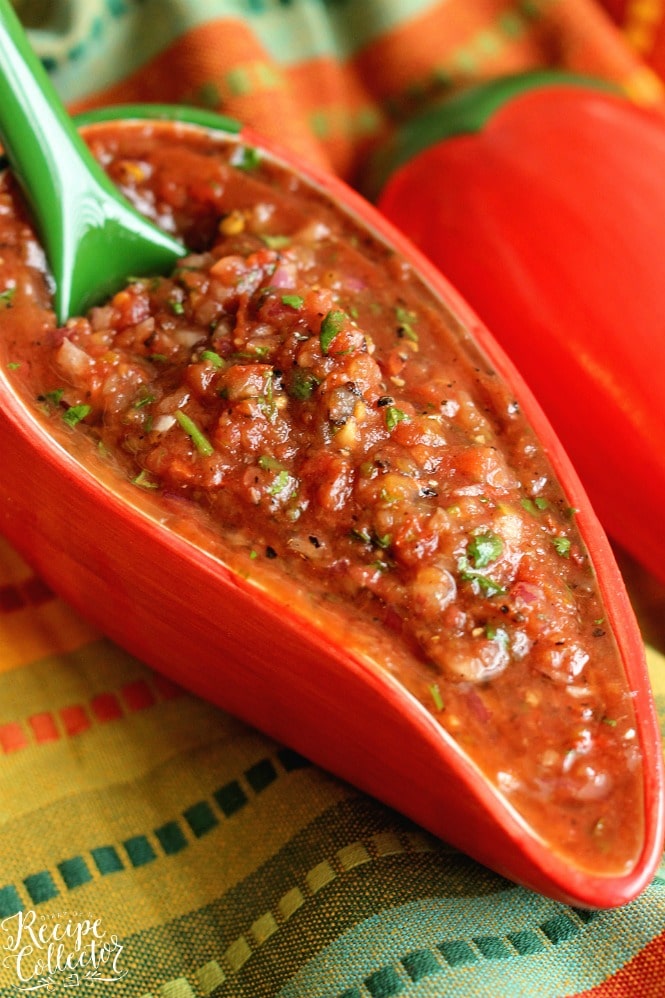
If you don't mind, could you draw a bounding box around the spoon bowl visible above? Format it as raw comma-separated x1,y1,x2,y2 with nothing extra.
0,104,662,909
0,0,186,321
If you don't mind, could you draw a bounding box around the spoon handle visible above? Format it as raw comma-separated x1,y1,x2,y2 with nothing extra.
0,0,183,322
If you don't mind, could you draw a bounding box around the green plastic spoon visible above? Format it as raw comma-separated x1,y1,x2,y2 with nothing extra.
0,0,184,323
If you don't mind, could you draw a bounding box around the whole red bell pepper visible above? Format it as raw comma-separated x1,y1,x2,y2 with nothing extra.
370,72,665,584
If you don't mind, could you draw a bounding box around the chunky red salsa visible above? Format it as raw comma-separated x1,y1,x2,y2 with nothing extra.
0,122,643,873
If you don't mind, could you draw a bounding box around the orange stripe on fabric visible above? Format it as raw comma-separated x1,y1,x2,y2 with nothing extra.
0,672,184,755
351,0,664,116
353,0,531,101
69,18,332,172
63,3,665,183
576,928,665,997
541,0,665,101
272,57,386,182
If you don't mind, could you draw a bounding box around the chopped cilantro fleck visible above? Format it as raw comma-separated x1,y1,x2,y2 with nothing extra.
467,531,503,568
62,404,91,426
385,405,409,431
41,388,64,407
200,350,224,368
521,496,550,515
320,309,346,354
289,370,319,401
6,361,20,370
552,536,571,557
371,558,394,573
350,528,391,550
0,287,16,308
457,555,505,597
132,470,158,489
268,469,290,497
233,145,261,171
395,304,418,342
169,299,185,315
429,683,444,712
133,393,155,409
281,294,304,309
258,454,284,472
175,410,214,456
260,234,291,250
486,625,509,646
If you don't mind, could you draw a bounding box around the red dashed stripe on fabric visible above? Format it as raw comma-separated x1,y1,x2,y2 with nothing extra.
0,675,184,754
0,577,54,613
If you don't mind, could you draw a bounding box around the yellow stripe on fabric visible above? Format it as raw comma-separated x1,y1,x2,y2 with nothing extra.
0,640,313,831
1,795,510,996
0,745,350,938
621,64,665,102
0,638,152,719
0,698,249,824
188,830,436,994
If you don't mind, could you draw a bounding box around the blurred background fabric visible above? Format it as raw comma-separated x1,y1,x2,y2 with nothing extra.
10,0,665,181
1,2,665,996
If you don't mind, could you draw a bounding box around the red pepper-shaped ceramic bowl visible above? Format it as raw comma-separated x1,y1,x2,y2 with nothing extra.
370,71,665,586
0,106,662,908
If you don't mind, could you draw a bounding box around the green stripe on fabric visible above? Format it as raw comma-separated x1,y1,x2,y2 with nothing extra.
276,880,665,998
0,745,312,917
155,821,189,855
365,966,404,996
506,929,547,955
91,844,124,874
439,939,478,967
23,871,58,905
123,835,157,867
6,789,661,998
0,885,23,919
57,855,93,888
198,814,513,997
401,948,440,982
0,796,510,997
